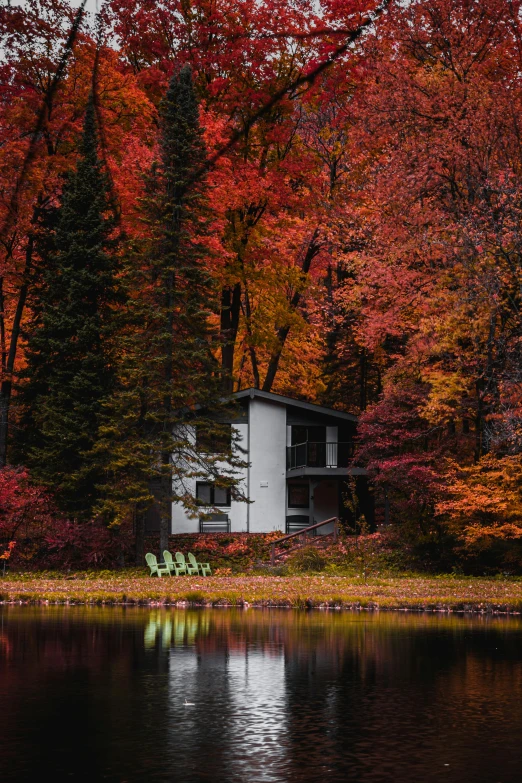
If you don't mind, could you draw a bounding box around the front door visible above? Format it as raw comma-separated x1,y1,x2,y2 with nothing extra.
312,480,338,534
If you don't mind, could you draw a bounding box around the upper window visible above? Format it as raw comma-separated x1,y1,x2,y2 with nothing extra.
291,425,326,445
196,423,232,454
196,482,231,507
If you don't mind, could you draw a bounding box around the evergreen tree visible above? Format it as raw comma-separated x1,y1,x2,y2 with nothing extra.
15,96,120,519
154,64,217,554
95,65,243,559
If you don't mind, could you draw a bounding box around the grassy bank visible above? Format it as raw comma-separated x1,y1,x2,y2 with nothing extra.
1,573,522,613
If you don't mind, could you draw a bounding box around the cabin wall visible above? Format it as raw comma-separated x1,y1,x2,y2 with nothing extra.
171,423,248,533
247,398,287,533
170,394,357,537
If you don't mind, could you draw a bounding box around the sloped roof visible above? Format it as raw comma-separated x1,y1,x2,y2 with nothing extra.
232,388,358,422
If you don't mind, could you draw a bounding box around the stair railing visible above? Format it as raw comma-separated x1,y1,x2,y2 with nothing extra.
270,517,339,565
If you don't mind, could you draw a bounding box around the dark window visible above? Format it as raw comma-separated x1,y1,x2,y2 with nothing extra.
288,483,309,508
196,482,212,505
196,482,231,507
307,426,326,443
196,423,232,454
213,485,230,506
307,441,326,467
291,425,326,445
291,426,307,445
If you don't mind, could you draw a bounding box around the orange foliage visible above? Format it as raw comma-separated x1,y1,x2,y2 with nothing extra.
437,457,522,547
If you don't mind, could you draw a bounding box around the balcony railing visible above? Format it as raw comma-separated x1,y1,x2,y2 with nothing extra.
286,441,354,470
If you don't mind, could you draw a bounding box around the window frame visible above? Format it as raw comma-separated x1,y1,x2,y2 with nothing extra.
287,483,309,509
196,481,231,508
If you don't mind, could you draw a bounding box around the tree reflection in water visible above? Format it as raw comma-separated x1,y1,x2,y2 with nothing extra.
1,607,522,782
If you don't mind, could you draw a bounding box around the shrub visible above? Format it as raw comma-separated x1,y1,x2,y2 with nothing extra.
223,541,251,556
0,467,56,544
43,519,133,569
287,545,327,573
436,456,522,573
192,537,219,552
0,466,133,570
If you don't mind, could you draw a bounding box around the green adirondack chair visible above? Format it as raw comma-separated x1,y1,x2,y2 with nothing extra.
188,552,212,576
145,552,170,578
163,550,186,576
175,552,199,576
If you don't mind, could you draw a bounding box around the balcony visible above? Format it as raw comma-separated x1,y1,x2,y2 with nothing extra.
287,441,354,471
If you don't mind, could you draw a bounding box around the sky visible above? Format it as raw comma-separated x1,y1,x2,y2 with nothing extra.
69,0,101,14
8,0,102,15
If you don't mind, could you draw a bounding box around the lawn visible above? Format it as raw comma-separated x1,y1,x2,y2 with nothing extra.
1,573,522,612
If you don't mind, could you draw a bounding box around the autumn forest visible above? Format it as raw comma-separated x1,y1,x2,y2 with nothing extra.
1,0,522,573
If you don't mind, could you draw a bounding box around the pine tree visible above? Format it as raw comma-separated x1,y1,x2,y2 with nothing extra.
95,65,243,559
15,96,120,519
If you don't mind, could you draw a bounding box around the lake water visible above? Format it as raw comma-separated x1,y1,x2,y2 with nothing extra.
1,608,522,782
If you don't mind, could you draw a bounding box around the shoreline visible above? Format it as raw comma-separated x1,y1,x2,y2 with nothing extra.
1,601,521,615
2,574,522,614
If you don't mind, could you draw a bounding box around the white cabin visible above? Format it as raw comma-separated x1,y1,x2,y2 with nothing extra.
167,389,369,536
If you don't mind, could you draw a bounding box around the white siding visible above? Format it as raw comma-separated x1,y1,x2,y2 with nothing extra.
171,493,197,533
171,423,248,533
171,424,198,533
248,398,286,533
229,422,248,532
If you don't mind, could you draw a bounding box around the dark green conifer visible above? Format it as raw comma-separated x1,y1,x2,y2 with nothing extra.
153,64,222,554
95,65,242,559
15,96,120,519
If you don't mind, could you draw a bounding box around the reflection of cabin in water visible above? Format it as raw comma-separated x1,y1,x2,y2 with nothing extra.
154,388,373,536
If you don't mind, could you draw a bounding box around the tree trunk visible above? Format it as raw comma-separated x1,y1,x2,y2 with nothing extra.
0,274,7,375
134,506,146,566
220,283,241,392
262,229,321,392
262,325,290,392
159,462,171,558
0,233,34,467
359,348,367,411
159,255,174,557
384,485,390,526
241,276,260,388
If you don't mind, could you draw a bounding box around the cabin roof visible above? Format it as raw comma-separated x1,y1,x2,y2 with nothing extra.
232,388,358,422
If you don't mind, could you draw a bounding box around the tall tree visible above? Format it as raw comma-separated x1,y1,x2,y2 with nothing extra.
0,1,155,469
15,96,120,519
94,65,243,559
154,64,217,554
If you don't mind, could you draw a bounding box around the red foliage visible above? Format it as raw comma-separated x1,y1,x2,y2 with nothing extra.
0,467,56,543
192,536,220,553
42,519,133,570
0,467,132,569
356,382,445,518
222,540,252,557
